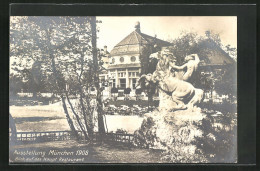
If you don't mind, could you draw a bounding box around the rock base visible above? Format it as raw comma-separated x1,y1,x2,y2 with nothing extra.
133,107,208,162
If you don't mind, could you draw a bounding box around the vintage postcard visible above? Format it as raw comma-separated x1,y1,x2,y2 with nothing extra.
9,16,237,163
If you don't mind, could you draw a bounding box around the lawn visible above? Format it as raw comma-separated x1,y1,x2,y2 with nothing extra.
10,101,145,133
9,101,163,163
10,140,164,163
10,102,70,132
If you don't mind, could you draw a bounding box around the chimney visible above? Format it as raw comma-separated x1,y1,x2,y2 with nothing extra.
135,21,141,33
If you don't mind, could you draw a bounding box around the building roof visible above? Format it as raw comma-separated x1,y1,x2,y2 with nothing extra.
197,39,235,67
110,24,171,56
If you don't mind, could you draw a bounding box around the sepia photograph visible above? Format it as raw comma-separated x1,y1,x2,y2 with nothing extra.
9,16,237,163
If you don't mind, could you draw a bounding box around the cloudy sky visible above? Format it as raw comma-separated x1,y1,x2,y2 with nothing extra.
96,16,237,51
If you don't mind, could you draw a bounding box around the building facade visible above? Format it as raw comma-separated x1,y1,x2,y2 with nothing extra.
100,22,171,98
100,22,236,100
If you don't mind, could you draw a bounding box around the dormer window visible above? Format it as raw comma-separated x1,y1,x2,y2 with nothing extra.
120,57,124,63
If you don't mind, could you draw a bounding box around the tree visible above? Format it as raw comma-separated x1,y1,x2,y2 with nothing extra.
9,114,17,143
224,45,237,61
90,17,106,134
139,42,158,109
169,31,200,65
9,74,23,96
169,31,236,97
10,16,106,140
214,64,237,101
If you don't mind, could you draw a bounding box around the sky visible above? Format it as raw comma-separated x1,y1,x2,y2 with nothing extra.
10,16,237,74
96,16,237,52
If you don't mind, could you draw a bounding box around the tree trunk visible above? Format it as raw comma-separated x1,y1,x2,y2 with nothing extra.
90,17,106,134
45,29,79,138
66,93,90,140
9,113,17,142
79,89,94,138
61,96,78,139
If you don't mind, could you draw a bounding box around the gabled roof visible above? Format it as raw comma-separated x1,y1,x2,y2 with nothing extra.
110,30,171,56
197,39,235,67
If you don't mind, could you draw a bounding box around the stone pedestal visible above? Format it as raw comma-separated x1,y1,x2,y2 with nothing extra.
133,107,208,163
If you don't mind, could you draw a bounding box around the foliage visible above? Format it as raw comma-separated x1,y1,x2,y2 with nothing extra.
169,31,201,65
192,113,237,163
214,64,237,98
133,115,209,163
198,100,237,115
124,88,131,94
168,31,237,99
133,109,236,163
111,87,118,94
135,88,142,95
133,117,156,148
10,16,106,140
138,35,159,74
138,39,159,107
9,74,23,96
115,129,127,134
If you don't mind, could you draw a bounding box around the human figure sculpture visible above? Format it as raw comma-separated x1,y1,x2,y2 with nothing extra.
137,49,204,111
169,54,200,81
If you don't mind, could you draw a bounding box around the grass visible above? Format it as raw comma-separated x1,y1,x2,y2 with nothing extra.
9,100,237,163
107,100,159,107
10,103,70,132
9,140,163,163
10,102,145,133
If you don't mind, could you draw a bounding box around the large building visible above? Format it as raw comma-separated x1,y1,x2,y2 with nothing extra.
100,22,236,100
100,22,171,98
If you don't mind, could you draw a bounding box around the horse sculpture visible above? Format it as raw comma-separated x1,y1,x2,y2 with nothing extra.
136,51,204,111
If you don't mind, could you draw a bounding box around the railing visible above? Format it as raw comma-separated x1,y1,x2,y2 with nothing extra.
93,132,134,144
14,131,134,144
16,131,83,142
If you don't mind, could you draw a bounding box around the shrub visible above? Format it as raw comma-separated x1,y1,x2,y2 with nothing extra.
192,113,237,163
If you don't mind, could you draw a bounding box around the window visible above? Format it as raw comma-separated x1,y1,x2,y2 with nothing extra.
120,57,124,63
131,56,136,62
118,72,126,78
120,79,126,88
132,78,137,89
112,79,116,88
111,58,115,64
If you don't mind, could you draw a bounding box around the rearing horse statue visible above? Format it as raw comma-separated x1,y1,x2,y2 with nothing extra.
136,51,204,112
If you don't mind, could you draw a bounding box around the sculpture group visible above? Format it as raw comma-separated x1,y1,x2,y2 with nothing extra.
137,49,204,112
